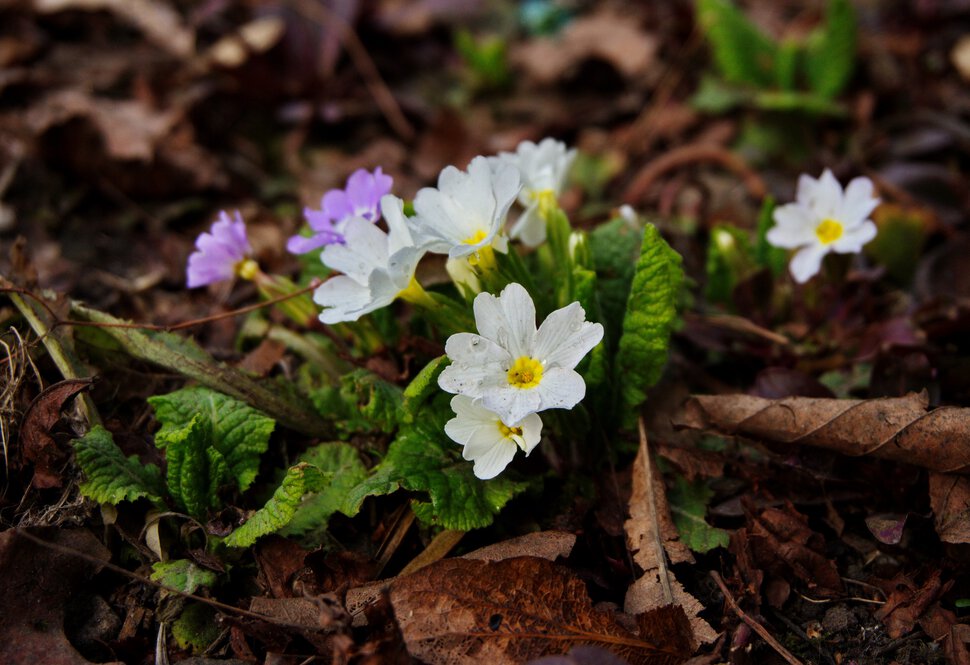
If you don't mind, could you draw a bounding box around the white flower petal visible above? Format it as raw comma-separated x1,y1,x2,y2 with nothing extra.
516,412,543,455
466,436,518,480
509,205,547,247
321,218,388,282
795,172,821,206
314,276,375,324
832,220,877,253
838,177,880,226
812,169,843,219
473,284,536,358
534,302,604,370
481,386,542,428
534,367,586,412
789,244,828,284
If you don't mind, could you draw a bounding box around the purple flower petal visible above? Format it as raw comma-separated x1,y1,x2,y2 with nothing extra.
186,210,252,288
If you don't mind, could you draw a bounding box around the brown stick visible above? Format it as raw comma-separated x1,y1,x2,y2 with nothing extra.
710,571,805,665
623,143,767,205
639,414,673,604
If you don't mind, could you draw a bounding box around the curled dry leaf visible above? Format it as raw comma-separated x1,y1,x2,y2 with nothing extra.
19,377,94,488
677,392,970,473
624,428,718,647
874,569,952,639
928,472,970,544
388,556,692,665
462,531,576,563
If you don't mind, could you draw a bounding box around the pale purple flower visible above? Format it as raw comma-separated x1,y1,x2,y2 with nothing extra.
288,167,394,254
186,210,253,288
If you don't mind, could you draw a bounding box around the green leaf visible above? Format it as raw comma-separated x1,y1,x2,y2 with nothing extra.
284,443,368,540
616,224,684,424
224,463,330,548
668,476,729,553
401,357,449,423
697,0,778,88
150,559,218,595
310,369,402,437
589,217,643,341
70,303,331,437
149,386,275,492
171,603,220,653
72,426,165,506
342,403,526,531
158,415,228,518
689,74,746,113
803,0,856,99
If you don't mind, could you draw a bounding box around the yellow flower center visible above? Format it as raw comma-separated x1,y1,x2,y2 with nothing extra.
815,218,844,245
530,188,557,218
463,229,488,245
497,422,523,439
235,258,259,281
507,356,543,389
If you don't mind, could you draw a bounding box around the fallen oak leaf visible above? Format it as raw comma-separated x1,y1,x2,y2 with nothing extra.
387,556,692,665
676,391,970,473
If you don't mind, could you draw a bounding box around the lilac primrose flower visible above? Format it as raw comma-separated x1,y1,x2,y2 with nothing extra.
287,167,393,254
186,210,255,288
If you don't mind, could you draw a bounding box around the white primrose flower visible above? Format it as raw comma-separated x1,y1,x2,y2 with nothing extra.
313,195,427,324
491,138,576,247
767,169,880,284
438,282,604,425
411,156,520,260
444,396,542,479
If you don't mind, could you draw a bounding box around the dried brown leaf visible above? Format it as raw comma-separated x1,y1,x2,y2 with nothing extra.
677,392,970,473
874,570,951,639
32,0,194,58
0,528,117,665
511,11,659,85
928,472,970,543
388,556,691,665
19,377,93,488
623,426,716,646
462,531,576,563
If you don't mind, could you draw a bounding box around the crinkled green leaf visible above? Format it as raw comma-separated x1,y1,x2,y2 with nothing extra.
803,0,856,99
224,463,331,548
616,224,684,424
589,217,642,341
158,414,228,518
148,386,275,492
171,603,220,653
342,404,526,531
697,0,778,88
284,443,368,540
401,357,449,424
72,426,164,506
668,476,730,554
311,369,402,437
150,559,218,595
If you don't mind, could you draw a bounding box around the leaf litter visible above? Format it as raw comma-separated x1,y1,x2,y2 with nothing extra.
3,1,970,663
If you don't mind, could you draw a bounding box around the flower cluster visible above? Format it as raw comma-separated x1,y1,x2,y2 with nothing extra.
767,169,880,283
439,283,603,478
288,167,393,255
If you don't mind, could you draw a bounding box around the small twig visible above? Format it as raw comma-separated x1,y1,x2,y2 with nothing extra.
286,0,414,140
710,570,805,665
375,505,416,576
623,143,768,205
639,414,672,604
14,529,337,632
